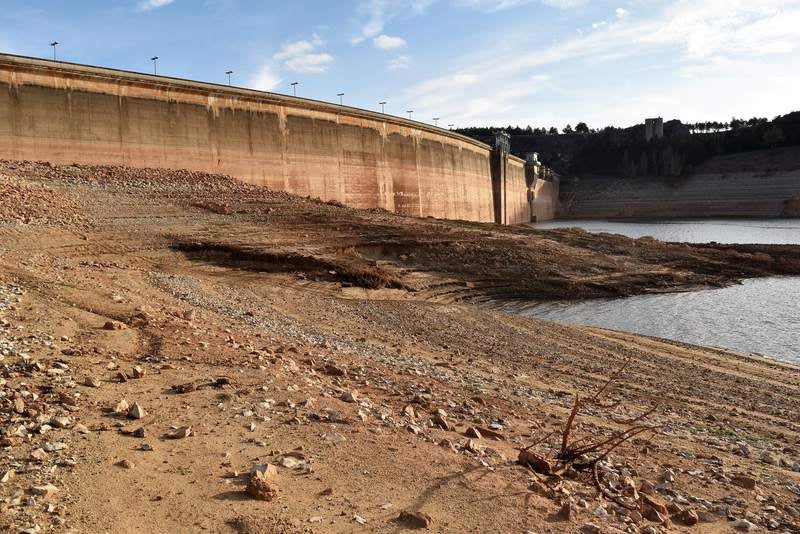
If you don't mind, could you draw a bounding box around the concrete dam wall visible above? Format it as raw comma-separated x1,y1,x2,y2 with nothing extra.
0,53,554,224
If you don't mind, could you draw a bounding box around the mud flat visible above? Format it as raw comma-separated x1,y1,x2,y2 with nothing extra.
1,161,799,533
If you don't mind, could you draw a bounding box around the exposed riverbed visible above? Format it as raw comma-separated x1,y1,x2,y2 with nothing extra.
513,219,800,363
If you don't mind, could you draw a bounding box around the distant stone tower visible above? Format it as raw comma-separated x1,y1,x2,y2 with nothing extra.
644,117,664,141
491,130,511,154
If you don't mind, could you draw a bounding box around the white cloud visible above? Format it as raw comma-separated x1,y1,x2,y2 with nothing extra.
388,55,411,70
452,73,479,84
460,0,582,9
457,0,536,10
615,7,628,18
373,34,407,49
397,0,800,127
249,65,282,92
285,53,334,73
351,0,433,43
541,0,585,8
274,40,317,61
137,0,174,11
640,1,800,60
274,34,334,73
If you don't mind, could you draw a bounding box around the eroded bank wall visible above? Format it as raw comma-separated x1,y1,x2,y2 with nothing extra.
0,54,496,222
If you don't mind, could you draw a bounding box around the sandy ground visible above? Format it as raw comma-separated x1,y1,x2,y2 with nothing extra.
1,161,799,534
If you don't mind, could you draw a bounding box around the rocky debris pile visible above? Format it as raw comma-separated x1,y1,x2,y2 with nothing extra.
0,170,87,227
0,160,297,208
0,283,82,533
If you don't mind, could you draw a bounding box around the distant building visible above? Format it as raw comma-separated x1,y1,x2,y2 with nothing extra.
645,117,664,141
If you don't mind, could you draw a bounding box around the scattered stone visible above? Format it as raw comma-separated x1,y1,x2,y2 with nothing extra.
102,320,126,330
132,427,146,438
323,363,345,376
353,515,367,525
732,474,757,490
580,523,601,534
116,459,135,469
407,424,422,435
398,511,433,529
29,484,59,499
465,427,482,439
556,502,575,521
464,439,483,454
84,376,100,388
760,451,779,466
279,456,303,469
674,508,699,526
431,413,450,430
475,426,505,441
42,441,66,452
132,365,146,378
114,399,130,414
127,402,147,419
30,449,48,461
733,518,757,531
167,426,192,439
518,449,553,475
51,416,73,429
403,405,416,418
1,469,15,483
438,439,458,453
341,390,358,403
246,467,278,501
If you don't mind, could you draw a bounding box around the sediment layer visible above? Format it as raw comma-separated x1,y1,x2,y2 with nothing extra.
558,147,800,219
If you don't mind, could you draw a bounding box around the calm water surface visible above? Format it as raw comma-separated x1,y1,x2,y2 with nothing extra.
532,218,800,245
512,219,800,363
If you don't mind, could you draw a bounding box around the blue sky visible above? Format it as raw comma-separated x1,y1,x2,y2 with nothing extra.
1,0,799,129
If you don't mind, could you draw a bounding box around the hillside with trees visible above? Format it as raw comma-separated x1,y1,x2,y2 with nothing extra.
456,111,800,179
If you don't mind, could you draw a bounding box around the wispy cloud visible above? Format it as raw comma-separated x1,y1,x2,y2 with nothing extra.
373,34,407,49
399,0,800,126
274,34,334,73
456,0,536,11
351,0,432,44
640,1,800,60
388,55,411,70
137,0,175,12
540,0,586,8
249,65,282,91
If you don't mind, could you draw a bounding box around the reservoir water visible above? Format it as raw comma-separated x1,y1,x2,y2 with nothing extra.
510,219,800,363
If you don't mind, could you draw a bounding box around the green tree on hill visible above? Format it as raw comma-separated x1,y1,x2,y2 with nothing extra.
575,122,590,134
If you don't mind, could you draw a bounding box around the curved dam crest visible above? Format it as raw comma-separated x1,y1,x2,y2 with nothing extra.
0,53,556,224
